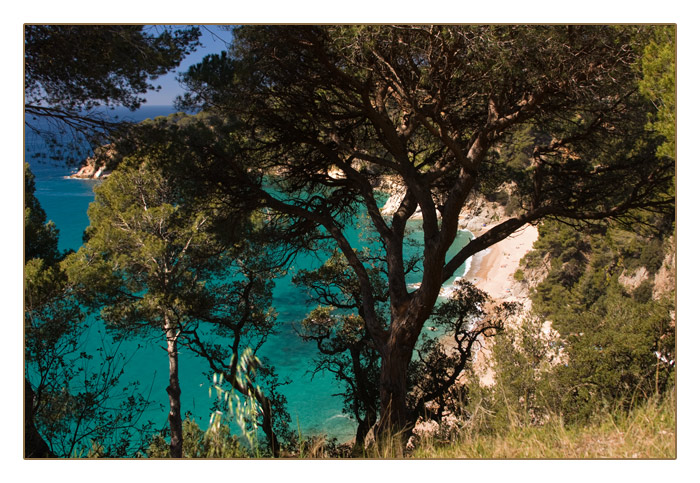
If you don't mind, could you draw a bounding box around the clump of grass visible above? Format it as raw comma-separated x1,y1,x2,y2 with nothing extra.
362,430,412,459
410,391,675,459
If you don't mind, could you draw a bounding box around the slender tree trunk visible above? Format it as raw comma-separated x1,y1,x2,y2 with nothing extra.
165,320,183,458
258,394,280,457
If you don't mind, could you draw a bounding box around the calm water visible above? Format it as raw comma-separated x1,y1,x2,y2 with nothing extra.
25,106,473,443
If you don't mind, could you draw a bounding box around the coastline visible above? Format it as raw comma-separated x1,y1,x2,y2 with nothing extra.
466,223,538,304
456,222,539,386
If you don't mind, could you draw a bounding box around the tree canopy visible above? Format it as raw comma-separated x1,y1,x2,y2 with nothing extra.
24,25,200,162
639,25,676,160
24,163,61,264
64,147,287,456
175,25,675,436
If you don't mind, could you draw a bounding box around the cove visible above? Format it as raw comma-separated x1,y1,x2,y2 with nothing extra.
25,108,474,444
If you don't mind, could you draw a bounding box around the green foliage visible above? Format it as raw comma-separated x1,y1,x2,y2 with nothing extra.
174,25,674,434
632,279,654,303
67,158,247,337
513,269,524,282
64,153,288,456
478,122,546,214
639,237,666,274
527,219,670,314
552,288,674,422
147,415,245,458
462,317,564,434
25,25,200,111
605,229,667,275
25,25,678,456
25,25,201,163
465,288,674,433
25,164,153,458
639,26,676,160
492,219,675,427
24,163,61,264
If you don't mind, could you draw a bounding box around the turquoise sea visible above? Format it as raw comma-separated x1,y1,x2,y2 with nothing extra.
26,106,473,443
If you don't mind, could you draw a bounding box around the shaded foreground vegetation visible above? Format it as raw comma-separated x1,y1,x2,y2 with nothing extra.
138,389,675,459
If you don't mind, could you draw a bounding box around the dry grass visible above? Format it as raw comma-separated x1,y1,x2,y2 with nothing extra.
409,392,675,459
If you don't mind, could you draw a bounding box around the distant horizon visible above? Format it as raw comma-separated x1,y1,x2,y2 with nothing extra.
142,26,230,105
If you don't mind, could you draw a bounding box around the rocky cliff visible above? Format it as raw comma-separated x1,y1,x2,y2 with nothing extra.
69,144,117,179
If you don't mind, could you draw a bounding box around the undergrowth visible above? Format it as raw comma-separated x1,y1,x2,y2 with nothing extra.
408,390,675,459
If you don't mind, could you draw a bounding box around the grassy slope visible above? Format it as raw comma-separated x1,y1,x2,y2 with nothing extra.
409,393,675,459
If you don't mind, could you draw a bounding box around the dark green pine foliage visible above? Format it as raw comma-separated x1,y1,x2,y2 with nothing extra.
24,25,201,163
479,26,677,428
639,25,675,160
25,25,200,112
24,163,61,264
24,162,63,457
174,25,674,437
109,111,293,455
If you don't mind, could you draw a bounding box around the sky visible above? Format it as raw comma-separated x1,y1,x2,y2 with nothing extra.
142,25,232,106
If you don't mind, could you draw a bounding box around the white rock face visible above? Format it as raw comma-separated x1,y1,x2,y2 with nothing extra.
70,144,115,179
618,266,650,291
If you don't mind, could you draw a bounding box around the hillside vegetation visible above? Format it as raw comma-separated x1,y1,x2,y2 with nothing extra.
406,216,677,459
409,391,675,459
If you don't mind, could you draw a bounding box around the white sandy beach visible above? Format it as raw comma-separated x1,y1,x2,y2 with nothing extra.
459,222,539,386
467,223,539,303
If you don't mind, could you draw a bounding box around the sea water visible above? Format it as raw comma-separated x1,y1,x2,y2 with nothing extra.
25,106,473,443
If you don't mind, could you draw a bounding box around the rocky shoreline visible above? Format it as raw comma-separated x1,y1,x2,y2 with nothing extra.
68,163,111,179
68,144,116,179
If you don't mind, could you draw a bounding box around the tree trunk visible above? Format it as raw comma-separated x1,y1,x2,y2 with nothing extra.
258,394,280,457
24,378,55,458
165,322,183,458
371,280,439,450
377,338,414,441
